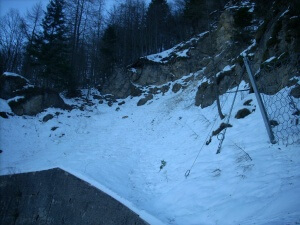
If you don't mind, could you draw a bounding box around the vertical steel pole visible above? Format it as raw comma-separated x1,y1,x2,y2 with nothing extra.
243,56,276,144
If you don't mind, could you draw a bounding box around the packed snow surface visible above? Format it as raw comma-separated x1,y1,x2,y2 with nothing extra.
1,76,300,224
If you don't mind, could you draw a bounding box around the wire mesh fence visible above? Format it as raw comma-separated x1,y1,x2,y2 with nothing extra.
255,54,300,145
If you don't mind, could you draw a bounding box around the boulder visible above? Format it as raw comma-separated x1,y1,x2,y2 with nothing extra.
161,84,170,94
43,114,54,122
0,112,9,119
1,72,71,116
137,94,153,106
290,85,300,98
172,83,182,93
235,108,251,119
243,99,253,106
195,82,216,108
0,72,29,100
118,101,126,106
8,88,70,116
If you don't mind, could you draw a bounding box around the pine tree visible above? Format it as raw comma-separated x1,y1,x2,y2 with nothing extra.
39,0,71,89
99,25,117,84
146,0,171,53
183,0,206,34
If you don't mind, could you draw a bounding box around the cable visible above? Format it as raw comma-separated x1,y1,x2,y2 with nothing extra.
216,70,244,154
185,82,232,178
216,83,240,154
185,69,245,177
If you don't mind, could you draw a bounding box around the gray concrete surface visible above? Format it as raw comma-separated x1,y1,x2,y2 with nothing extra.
0,168,148,225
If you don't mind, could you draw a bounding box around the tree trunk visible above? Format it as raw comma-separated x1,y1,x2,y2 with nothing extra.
205,0,225,120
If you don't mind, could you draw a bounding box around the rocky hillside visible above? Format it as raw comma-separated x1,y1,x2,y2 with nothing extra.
99,0,300,105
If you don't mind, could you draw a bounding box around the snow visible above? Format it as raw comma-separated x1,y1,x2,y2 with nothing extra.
280,8,290,18
240,39,256,56
216,65,235,78
129,68,137,73
176,49,189,57
264,56,276,63
0,99,12,112
225,0,255,12
7,95,25,103
3,72,29,82
146,48,175,63
290,16,299,20
223,65,235,72
1,78,300,224
145,31,208,64
60,166,165,225
197,31,209,38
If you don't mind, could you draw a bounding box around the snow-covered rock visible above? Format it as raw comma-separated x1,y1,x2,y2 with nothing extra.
0,72,71,116
0,72,29,100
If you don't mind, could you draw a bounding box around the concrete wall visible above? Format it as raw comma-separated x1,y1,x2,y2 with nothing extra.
0,168,148,225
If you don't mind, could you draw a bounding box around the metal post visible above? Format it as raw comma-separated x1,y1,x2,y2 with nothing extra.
243,56,276,144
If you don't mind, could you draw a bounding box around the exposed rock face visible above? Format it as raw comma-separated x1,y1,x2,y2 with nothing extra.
195,82,216,108
128,33,211,88
194,1,300,108
216,11,235,51
100,32,211,98
99,68,143,99
0,72,70,116
99,69,131,99
99,0,299,104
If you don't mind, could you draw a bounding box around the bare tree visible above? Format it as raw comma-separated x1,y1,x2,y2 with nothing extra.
22,2,43,45
204,0,225,119
21,2,43,79
88,0,105,85
0,9,25,74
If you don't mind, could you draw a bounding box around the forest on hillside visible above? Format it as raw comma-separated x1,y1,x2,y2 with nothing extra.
0,0,228,95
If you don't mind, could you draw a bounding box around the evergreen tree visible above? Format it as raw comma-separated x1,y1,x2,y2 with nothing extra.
99,25,117,84
146,0,171,53
183,0,227,35
183,0,206,34
39,0,71,89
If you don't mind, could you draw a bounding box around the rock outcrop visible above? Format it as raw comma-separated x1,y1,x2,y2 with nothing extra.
0,72,70,116
0,72,29,100
99,0,299,105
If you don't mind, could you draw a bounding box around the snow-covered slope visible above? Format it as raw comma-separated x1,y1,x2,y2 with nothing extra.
144,31,209,64
1,72,299,224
